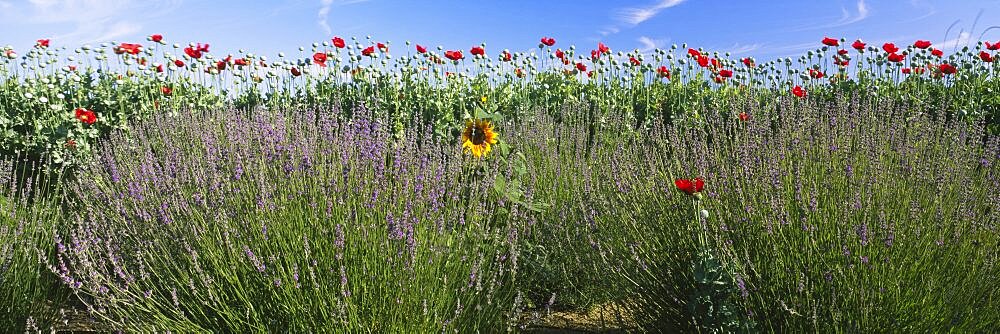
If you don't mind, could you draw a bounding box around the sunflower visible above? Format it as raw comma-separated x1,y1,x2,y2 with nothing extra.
462,119,498,158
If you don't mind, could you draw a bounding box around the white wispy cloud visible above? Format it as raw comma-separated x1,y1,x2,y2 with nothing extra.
599,26,621,36
762,41,821,58
2,0,182,44
637,36,669,52
903,0,936,22
790,0,869,32
318,0,334,36
617,0,686,25
86,20,142,43
937,31,971,51
846,0,869,25
600,0,685,36
318,0,370,36
727,43,762,55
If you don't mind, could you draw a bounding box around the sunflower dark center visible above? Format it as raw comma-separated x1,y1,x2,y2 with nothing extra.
471,127,486,145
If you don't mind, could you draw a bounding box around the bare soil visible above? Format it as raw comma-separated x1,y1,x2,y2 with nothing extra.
521,302,638,333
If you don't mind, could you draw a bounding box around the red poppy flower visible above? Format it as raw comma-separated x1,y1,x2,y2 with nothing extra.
852,39,866,50
887,52,905,63
713,76,724,84
216,60,227,71
126,44,142,55
741,57,754,67
979,51,994,63
74,108,97,125
155,64,164,72
150,34,163,43
674,178,705,195
36,39,49,48
882,42,898,53
555,49,565,59
901,67,911,75
68,65,76,71
377,42,388,52
808,69,825,79
362,46,375,56
515,68,524,78
501,50,512,62
674,179,693,194
65,139,76,149
313,52,328,67
687,48,701,58
913,40,931,49
116,43,142,55
598,42,610,54
837,49,848,56
792,85,806,98
575,62,587,72
697,55,709,67
656,65,670,79
416,44,427,53
174,59,185,67
137,58,147,66
234,58,248,66
161,86,172,96
629,56,641,66
445,50,463,61
931,48,943,57
938,63,956,75
590,49,599,60
540,37,556,46
470,46,485,56
184,47,201,59
332,36,345,48
290,67,301,76
587,71,594,78
184,43,209,59
822,37,839,47
738,111,749,121
710,58,720,69
986,41,1000,51
719,69,733,78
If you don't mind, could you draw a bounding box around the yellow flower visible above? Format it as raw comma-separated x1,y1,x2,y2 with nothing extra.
462,119,498,158
480,95,488,104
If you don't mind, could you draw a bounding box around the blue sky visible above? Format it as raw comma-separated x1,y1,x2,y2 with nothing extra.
1,0,998,61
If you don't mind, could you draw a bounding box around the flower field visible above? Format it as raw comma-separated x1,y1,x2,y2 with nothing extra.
1,34,999,332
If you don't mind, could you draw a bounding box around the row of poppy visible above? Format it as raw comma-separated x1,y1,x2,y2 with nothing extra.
25,34,994,131
21,35,995,80
26,35,999,65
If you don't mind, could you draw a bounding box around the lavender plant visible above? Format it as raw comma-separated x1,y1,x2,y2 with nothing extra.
53,107,527,332
0,155,66,332
622,91,1000,331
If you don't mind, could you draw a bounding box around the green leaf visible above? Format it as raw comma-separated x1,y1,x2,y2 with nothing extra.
493,176,506,195
498,141,510,156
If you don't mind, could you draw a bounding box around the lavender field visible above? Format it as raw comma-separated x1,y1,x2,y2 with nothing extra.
1,30,999,332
